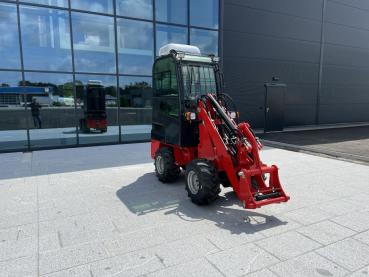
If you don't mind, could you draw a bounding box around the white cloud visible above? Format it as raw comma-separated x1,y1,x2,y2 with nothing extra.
118,0,152,19
84,35,101,46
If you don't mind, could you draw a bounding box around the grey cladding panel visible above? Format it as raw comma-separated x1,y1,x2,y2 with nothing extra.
223,31,321,63
223,81,266,127
223,57,319,84
326,1,369,30
285,84,318,105
329,0,369,11
226,0,323,21
284,105,317,126
223,0,369,126
224,4,321,42
224,82,266,106
320,85,369,104
322,65,369,85
320,103,369,123
324,44,369,68
324,22,369,49
239,105,265,128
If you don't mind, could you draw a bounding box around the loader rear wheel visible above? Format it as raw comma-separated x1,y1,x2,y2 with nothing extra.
185,159,221,205
154,147,180,183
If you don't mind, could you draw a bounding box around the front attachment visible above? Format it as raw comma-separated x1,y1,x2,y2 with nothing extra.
237,123,290,209
238,165,290,209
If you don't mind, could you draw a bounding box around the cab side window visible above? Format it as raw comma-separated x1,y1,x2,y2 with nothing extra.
154,58,178,96
153,57,179,117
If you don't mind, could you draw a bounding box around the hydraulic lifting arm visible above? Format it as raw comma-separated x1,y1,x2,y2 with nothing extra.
197,94,290,209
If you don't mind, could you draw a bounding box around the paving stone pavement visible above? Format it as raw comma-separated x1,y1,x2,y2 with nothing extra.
0,143,369,277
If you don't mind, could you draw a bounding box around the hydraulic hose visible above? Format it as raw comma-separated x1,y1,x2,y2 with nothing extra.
202,94,239,137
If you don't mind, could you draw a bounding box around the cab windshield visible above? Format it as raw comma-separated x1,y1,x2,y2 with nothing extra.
181,63,217,99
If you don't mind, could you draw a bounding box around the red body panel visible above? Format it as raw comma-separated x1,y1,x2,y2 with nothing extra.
151,94,289,209
87,118,107,130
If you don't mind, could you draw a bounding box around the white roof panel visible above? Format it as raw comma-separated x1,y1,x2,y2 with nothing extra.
159,43,201,56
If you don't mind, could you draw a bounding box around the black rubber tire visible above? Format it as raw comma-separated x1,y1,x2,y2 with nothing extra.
185,159,221,205
154,147,180,183
218,171,232,188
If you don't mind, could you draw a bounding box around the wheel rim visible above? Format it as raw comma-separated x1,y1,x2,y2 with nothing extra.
187,170,200,194
156,155,165,175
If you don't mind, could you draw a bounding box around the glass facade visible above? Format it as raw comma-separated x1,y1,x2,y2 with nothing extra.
0,0,219,152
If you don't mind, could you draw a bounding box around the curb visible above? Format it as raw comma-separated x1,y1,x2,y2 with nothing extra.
262,139,369,166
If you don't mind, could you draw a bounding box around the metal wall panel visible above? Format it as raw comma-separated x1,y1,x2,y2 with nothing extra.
329,0,369,11
223,0,321,128
227,0,323,21
223,0,369,128
320,0,369,124
224,4,322,42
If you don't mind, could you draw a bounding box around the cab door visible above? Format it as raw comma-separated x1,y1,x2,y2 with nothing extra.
151,57,180,145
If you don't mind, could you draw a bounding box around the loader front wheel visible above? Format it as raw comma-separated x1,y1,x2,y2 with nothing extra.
154,147,180,183
185,159,221,205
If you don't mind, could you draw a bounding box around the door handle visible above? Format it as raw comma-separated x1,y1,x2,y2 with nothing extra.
266,107,270,113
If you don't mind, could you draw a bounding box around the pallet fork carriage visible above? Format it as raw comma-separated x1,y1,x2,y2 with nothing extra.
151,44,289,209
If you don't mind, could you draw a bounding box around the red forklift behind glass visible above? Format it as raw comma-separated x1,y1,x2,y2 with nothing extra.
79,80,107,133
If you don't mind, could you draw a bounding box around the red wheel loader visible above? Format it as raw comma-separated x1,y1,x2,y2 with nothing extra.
151,44,289,209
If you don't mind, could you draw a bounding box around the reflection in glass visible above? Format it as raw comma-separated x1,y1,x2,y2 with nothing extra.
156,0,187,25
190,28,218,55
24,72,77,147
117,0,152,20
120,77,152,108
21,0,69,8
190,0,219,29
0,71,28,151
119,76,152,141
71,0,113,14
0,4,21,69
0,71,23,108
117,19,153,75
156,24,188,54
20,6,73,71
75,74,118,144
72,12,116,73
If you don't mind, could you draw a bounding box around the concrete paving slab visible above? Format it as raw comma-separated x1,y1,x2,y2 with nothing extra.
330,210,369,232
43,248,165,277
0,143,368,276
244,268,278,277
283,206,336,225
354,230,369,246
346,267,369,277
39,241,110,275
153,235,219,267
0,256,38,277
297,220,356,245
207,243,280,276
147,258,224,277
269,251,348,277
316,238,369,271
255,231,321,260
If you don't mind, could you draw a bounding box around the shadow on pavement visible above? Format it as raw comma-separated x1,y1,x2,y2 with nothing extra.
0,143,152,180
116,172,287,234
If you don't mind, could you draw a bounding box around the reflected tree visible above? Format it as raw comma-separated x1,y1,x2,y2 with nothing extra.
120,81,152,108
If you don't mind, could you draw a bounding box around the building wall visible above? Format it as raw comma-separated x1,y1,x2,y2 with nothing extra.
0,0,219,152
222,0,369,128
